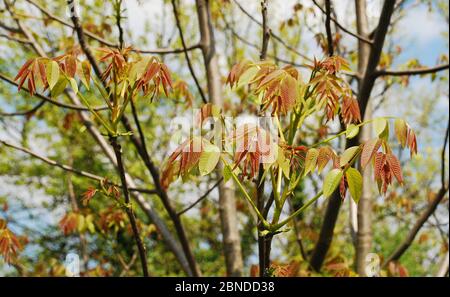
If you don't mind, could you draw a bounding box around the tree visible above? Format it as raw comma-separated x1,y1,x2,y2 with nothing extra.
0,0,448,277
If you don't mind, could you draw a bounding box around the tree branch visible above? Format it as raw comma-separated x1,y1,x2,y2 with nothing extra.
25,0,200,55
171,0,207,104
312,0,373,44
0,100,46,117
0,139,157,195
260,0,270,60
109,135,150,277
177,178,223,216
375,64,450,77
324,0,334,56
0,73,108,112
232,0,312,62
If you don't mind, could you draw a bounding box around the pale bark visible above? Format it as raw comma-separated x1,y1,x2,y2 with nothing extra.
437,252,449,277
195,0,244,276
355,0,373,276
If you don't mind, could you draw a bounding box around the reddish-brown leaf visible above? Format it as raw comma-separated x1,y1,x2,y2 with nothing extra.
361,138,381,169
386,153,403,184
279,75,297,114
65,55,77,78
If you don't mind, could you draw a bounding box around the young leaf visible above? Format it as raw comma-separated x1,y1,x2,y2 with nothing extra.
361,138,381,169
51,78,68,97
198,143,220,176
304,148,318,176
339,146,359,167
373,118,388,137
223,164,232,183
80,60,91,90
394,119,407,148
323,168,343,198
345,167,363,203
317,146,334,174
346,124,359,139
46,60,60,90
68,77,79,94
386,154,403,184
237,66,258,88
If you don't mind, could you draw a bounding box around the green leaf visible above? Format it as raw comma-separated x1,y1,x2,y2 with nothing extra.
68,77,79,94
198,143,220,176
237,66,258,88
129,56,150,82
394,119,407,148
85,215,95,233
46,60,60,90
323,169,343,198
339,146,359,167
277,150,290,178
304,148,318,176
223,165,232,183
373,118,388,137
346,124,359,139
79,60,91,90
346,167,363,203
51,77,68,97
77,214,85,233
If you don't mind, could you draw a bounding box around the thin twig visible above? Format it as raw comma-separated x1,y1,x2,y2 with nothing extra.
232,0,312,62
260,0,270,60
0,138,157,195
312,0,373,44
0,33,32,44
177,178,223,216
171,0,207,104
0,73,108,111
25,0,200,55
375,64,450,77
0,100,46,117
109,136,150,277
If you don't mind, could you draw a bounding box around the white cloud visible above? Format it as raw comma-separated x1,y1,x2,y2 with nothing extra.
397,5,448,47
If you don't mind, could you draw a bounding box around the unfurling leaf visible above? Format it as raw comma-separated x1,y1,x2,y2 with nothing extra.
394,119,407,148
199,143,220,176
386,154,403,184
317,146,335,173
0,219,23,264
80,60,91,89
323,168,343,198
407,128,418,156
345,167,363,203
304,148,318,176
361,138,381,169
82,187,98,206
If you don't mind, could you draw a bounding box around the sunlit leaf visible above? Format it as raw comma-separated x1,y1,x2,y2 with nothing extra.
323,168,343,198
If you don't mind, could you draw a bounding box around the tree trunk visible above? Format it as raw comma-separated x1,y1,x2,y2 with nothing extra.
195,0,244,276
309,0,396,272
355,0,373,276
